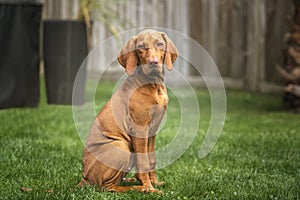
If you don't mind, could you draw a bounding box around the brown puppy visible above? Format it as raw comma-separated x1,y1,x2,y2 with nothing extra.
78,29,178,193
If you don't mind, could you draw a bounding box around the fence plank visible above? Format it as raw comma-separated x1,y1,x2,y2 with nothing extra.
188,0,203,76
246,0,266,91
264,0,292,83
230,0,247,79
217,1,231,77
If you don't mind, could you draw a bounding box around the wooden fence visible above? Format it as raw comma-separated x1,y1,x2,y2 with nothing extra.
43,0,293,92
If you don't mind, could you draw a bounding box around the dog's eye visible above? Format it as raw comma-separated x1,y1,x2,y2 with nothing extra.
156,42,164,48
137,44,146,49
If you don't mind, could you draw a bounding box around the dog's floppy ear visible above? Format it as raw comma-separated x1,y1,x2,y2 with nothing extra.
118,36,138,75
161,33,178,71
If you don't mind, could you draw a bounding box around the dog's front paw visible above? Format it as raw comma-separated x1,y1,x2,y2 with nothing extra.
140,186,162,194
150,174,165,186
152,181,165,186
149,188,162,194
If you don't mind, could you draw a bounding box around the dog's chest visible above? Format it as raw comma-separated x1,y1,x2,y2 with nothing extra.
128,84,168,127
154,86,168,107
132,84,168,107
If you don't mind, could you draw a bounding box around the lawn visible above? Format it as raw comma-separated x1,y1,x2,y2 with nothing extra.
0,81,299,199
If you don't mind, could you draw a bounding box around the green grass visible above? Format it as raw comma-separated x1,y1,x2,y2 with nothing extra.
0,81,299,199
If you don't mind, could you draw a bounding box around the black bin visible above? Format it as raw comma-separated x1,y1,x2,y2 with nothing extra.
43,20,87,105
0,0,42,109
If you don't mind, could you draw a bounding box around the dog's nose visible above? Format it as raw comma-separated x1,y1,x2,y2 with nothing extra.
148,57,158,65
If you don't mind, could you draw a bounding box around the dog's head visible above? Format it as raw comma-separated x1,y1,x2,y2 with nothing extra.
118,29,178,77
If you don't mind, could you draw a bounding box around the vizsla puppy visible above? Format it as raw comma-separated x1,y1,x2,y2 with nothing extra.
78,29,178,193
